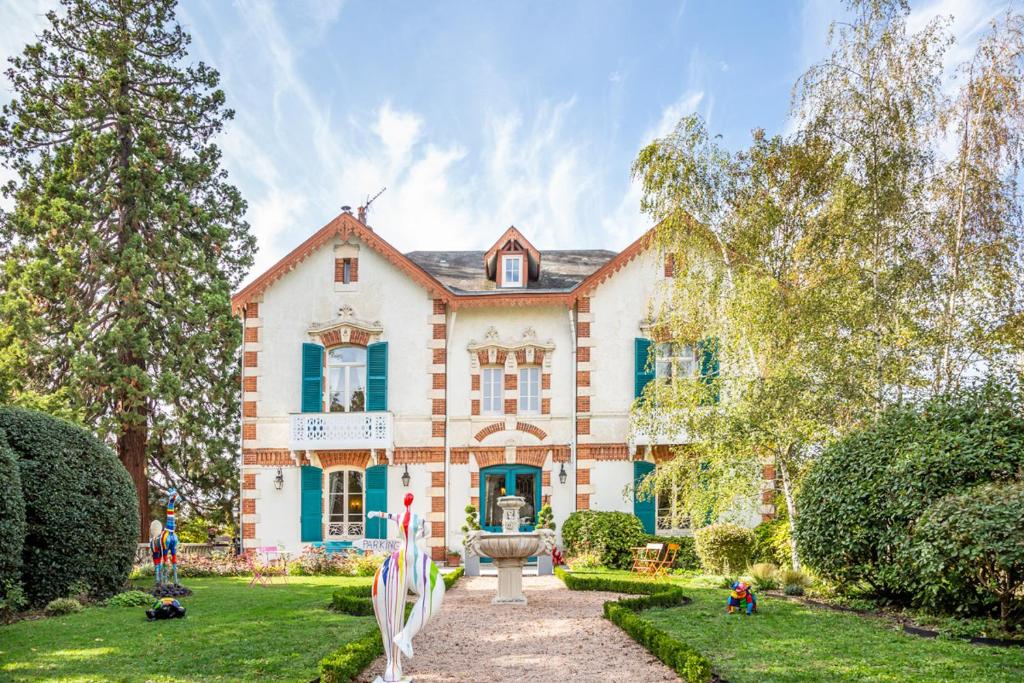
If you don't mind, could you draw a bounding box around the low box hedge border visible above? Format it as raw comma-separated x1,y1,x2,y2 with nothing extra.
318,567,464,683
555,567,714,683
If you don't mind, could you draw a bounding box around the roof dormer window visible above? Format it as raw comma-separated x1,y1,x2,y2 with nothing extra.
501,254,523,288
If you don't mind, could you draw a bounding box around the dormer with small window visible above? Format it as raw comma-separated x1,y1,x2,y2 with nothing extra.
484,226,541,289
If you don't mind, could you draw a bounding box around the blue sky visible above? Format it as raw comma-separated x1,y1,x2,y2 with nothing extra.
0,0,1011,283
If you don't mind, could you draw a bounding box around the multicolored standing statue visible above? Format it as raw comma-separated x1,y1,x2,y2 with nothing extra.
368,493,446,683
726,581,757,615
149,488,180,587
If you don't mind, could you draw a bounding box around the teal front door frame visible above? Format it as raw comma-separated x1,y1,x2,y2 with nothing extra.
479,464,541,533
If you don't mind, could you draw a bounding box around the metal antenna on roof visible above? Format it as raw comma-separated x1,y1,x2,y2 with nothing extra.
357,187,386,224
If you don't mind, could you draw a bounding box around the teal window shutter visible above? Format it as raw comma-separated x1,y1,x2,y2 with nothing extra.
301,343,324,413
634,337,654,399
366,342,388,412
364,465,388,539
633,460,656,534
697,337,720,404
300,465,323,542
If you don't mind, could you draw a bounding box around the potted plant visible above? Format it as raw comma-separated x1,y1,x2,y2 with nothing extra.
446,547,462,568
535,503,556,575
461,504,481,576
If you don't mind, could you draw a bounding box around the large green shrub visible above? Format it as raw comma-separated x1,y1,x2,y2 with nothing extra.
0,407,138,605
693,523,754,573
645,535,700,570
913,481,1024,626
0,429,26,592
796,382,1024,603
562,511,647,569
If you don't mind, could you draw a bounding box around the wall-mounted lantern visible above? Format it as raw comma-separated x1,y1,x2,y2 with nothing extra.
401,464,411,488
274,468,284,490
558,462,568,485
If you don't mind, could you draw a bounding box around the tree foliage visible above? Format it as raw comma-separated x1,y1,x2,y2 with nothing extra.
0,429,26,593
0,0,255,533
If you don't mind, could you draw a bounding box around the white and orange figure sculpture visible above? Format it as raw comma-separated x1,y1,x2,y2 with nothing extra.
368,493,446,683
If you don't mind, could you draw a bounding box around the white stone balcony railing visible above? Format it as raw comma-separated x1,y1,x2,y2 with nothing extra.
630,423,690,447
328,520,364,538
289,411,393,450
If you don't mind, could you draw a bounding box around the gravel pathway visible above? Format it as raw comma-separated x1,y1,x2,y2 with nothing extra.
356,575,680,682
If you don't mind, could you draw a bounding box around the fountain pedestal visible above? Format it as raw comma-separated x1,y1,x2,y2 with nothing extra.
466,496,556,605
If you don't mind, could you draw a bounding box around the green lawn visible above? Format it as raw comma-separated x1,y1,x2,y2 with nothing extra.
0,576,374,682
615,573,1024,683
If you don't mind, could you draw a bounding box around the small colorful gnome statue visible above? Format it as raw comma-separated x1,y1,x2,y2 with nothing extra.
146,597,187,621
727,581,757,615
367,493,446,683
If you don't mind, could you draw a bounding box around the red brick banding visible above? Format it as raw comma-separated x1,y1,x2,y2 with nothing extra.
472,448,505,468
474,422,505,442
515,447,548,468
242,449,292,466
551,446,571,463
394,447,445,464
577,443,630,460
515,422,547,440
450,448,470,464
433,299,446,315
317,450,372,469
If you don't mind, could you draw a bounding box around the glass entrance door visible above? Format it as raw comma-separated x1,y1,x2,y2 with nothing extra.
479,465,541,532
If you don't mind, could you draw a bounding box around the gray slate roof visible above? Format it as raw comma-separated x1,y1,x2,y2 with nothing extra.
405,249,617,294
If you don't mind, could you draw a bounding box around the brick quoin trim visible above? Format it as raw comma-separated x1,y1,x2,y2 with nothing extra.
242,473,256,490
471,399,480,416
450,448,470,464
317,450,372,469
577,370,590,387
245,303,259,318
762,464,776,480
541,373,551,390
393,447,445,464
515,447,549,468
504,398,517,415
433,298,446,315
431,547,445,561
576,418,590,435
243,376,257,392
242,449,293,466
577,443,630,460
431,521,445,537
577,296,590,313
470,496,479,508
515,422,547,440
576,494,590,510
577,468,591,485
577,321,591,338
432,324,446,340
244,351,258,367
242,498,256,514
432,373,446,390
504,373,517,390
242,423,256,440
470,374,480,391
551,446,571,462
244,326,258,343
577,346,590,362
577,395,590,412
474,422,505,442
431,496,445,513
541,398,551,415
431,470,445,487
472,448,505,468
432,421,445,438
542,470,551,486
432,399,446,416
432,348,446,364
242,522,256,539
243,400,257,417
470,471,479,487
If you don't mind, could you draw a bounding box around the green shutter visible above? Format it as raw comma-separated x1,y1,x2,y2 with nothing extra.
633,460,656,534
366,342,388,412
698,337,720,404
301,343,324,413
364,465,387,539
300,465,323,542
634,337,654,399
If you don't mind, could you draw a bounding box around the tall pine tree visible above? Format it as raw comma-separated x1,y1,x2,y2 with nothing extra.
0,0,255,537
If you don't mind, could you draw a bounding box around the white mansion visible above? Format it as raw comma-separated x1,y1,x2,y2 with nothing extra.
232,209,773,558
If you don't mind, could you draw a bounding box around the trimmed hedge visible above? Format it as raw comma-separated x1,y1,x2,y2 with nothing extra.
562,510,647,569
0,407,139,605
694,523,754,574
555,568,712,682
0,429,25,591
320,567,464,682
645,535,700,570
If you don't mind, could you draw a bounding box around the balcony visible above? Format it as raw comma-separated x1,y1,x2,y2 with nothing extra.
290,411,393,450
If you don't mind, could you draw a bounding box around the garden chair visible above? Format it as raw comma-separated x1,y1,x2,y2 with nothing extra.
649,543,680,579
631,543,664,575
248,546,283,587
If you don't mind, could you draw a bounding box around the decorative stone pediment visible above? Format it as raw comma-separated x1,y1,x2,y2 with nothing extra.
468,327,555,369
308,305,383,346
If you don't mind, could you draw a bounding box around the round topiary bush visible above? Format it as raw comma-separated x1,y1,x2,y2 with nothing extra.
913,480,1024,626
0,429,26,592
561,510,647,569
44,597,83,615
693,522,754,574
796,382,1024,603
0,407,139,605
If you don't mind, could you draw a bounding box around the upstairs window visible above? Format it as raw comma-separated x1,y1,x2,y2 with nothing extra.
327,346,366,412
655,342,698,383
482,367,504,415
501,255,523,287
518,366,540,413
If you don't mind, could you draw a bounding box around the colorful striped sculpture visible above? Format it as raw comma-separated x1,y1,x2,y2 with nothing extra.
368,493,445,683
149,488,180,586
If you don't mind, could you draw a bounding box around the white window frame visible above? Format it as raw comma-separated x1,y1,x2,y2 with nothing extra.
501,254,523,288
326,469,365,538
518,366,540,414
481,366,504,415
655,342,699,383
327,346,367,413
656,471,691,534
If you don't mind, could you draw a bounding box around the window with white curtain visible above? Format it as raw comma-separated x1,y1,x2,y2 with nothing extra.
518,366,540,413
482,366,504,414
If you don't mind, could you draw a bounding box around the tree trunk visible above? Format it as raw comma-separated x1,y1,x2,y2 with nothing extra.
778,457,801,571
117,415,150,540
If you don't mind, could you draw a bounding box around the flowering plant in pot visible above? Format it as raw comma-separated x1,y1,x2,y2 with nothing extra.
462,504,482,575
446,547,462,567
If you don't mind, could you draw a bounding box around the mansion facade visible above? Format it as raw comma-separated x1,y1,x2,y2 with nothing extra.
232,210,772,558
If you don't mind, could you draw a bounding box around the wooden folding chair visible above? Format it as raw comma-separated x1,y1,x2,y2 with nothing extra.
650,543,680,579
248,546,281,587
631,543,664,575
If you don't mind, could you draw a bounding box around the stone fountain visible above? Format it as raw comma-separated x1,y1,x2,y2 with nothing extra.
465,496,556,605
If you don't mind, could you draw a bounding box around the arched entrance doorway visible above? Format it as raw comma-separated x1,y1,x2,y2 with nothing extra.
479,464,541,532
